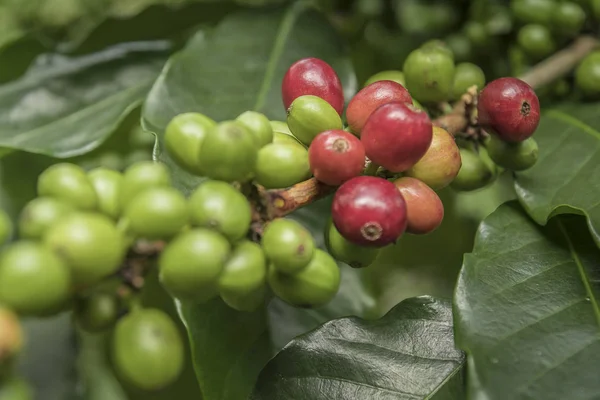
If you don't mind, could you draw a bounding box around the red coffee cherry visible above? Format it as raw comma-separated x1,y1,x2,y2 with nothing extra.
331,176,407,247
393,177,444,235
361,102,433,173
477,77,540,143
346,81,412,135
308,130,365,186
282,58,344,116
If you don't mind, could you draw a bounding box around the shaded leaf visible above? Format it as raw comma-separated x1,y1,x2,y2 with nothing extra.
514,102,600,246
454,201,600,400
142,2,356,192
176,298,272,400
0,40,169,158
253,296,466,400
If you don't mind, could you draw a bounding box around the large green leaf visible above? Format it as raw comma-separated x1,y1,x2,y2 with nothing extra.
514,102,600,246
0,40,169,158
142,1,356,192
454,201,600,400
176,298,271,400
253,296,466,400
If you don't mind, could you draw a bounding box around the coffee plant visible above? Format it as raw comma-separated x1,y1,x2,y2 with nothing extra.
0,0,599,399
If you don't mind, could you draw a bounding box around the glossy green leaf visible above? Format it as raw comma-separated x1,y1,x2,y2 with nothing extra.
253,296,466,400
142,2,356,192
454,201,600,400
176,298,272,400
514,102,600,246
0,41,169,158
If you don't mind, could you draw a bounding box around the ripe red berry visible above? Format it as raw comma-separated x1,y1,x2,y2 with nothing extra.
308,130,365,186
477,77,540,143
361,102,433,173
331,176,407,247
346,81,412,135
393,177,444,235
282,58,344,116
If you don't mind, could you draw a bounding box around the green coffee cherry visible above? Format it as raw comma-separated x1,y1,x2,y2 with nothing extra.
451,147,498,192
421,39,454,62
218,241,267,311
324,219,379,269
287,95,343,146
37,163,98,211
221,284,266,313
510,0,555,25
88,168,122,220
124,187,188,240
403,47,455,103
124,149,152,166
551,2,586,37
112,309,184,391
18,197,73,240
445,33,473,63
236,111,274,148
270,120,293,135
452,62,485,99
129,126,156,149
575,51,600,99
164,112,216,176
44,213,125,286
94,151,125,171
119,161,171,212
463,21,491,49
188,180,251,242
74,292,120,333
255,143,311,189
198,121,258,182
517,24,556,60
364,70,406,87
267,249,340,308
0,377,33,400
159,229,231,302
485,135,538,171
273,131,305,147
0,241,71,316
261,218,315,274
0,209,11,245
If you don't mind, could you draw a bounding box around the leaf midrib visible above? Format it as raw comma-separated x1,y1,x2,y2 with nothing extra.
557,220,600,329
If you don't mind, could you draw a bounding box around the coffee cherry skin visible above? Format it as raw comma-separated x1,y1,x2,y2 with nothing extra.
188,180,251,242
254,143,311,189
88,168,122,220
270,120,293,136
516,24,555,60
159,229,230,303
267,249,340,308
287,95,343,146
511,0,554,25
18,197,73,240
551,2,586,38
235,111,273,148
261,218,315,274
477,77,540,143
364,70,405,87
119,161,171,211
282,58,344,116
451,148,498,191
0,210,11,245
124,187,188,240
361,102,433,173
451,62,485,100
0,241,71,316
331,176,408,247
37,163,98,211
74,292,120,333
393,177,444,235
403,47,455,103
485,135,539,171
346,81,412,135
112,309,184,391
404,126,461,190
575,51,600,99
164,112,216,176
308,130,365,186
324,219,380,268
273,131,304,147
44,212,125,286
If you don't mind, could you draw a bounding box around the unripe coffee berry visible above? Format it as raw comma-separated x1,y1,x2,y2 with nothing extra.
364,70,405,87
255,143,311,189
308,130,365,186
451,62,485,100
287,95,343,146
346,81,412,135
403,47,455,103
393,177,444,235
37,163,98,211
478,77,540,143
451,147,498,192
261,219,315,274
485,135,539,171
516,24,555,60
331,176,407,247
282,58,344,116
324,219,380,269
404,126,461,190
88,168,122,220
0,210,11,245
575,51,600,99
18,197,73,240
361,102,433,173
235,111,273,148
